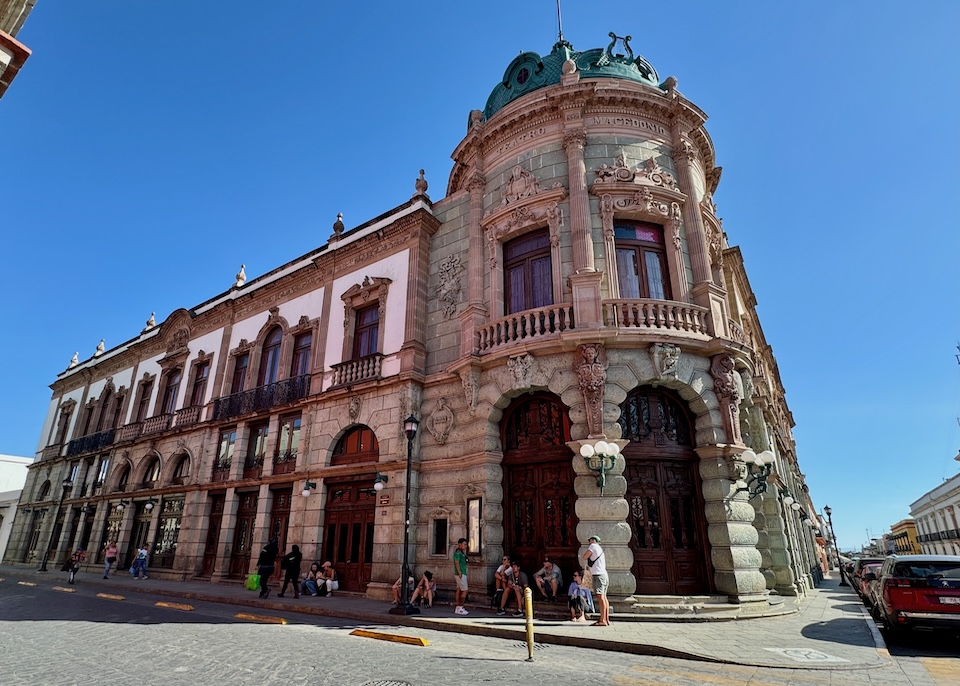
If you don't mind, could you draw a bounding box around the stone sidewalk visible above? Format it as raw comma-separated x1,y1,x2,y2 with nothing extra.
0,565,886,670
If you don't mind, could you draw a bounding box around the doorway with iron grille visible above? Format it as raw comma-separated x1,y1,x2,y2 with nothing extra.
500,393,579,579
620,386,711,595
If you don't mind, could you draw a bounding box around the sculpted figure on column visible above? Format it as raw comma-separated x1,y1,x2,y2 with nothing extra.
576,343,608,438
711,353,742,445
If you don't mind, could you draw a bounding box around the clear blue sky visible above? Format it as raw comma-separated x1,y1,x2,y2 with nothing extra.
2,2,958,552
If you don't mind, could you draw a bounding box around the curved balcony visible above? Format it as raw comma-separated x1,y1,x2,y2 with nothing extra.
477,304,575,353
602,299,710,339
330,354,383,388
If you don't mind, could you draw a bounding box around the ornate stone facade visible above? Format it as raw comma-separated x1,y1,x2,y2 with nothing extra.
7,31,819,619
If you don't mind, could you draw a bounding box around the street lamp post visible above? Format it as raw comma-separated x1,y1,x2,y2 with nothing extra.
389,415,420,616
823,505,849,587
38,478,73,572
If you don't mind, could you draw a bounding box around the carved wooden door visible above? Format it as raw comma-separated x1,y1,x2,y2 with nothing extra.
322,479,376,592
621,387,711,595
267,487,292,581
501,394,579,578
200,493,225,577
229,491,259,578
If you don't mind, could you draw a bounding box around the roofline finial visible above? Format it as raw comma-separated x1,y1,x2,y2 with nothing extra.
556,0,564,43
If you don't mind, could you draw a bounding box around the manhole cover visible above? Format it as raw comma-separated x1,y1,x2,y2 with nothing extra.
512,642,549,650
359,682,413,686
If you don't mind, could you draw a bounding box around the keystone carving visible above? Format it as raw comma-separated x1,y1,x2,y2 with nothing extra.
649,343,680,380
594,152,677,190
507,353,535,390
348,395,361,421
502,165,541,206
459,367,480,415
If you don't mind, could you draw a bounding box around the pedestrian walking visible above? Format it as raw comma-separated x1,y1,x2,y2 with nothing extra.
453,537,469,615
103,541,118,579
277,544,302,598
256,538,279,598
583,534,609,626
132,544,150,579
66,547,86,584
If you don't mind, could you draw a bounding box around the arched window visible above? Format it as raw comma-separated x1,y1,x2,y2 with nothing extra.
258,327,283,386
291,332,312,377
96,387,113,432
171,455,189,485
160,370,182,415
117,465,131,492
37,480,51,501
143,458,161,485
504,229,553,314
614,221,670,300
331,425,379,466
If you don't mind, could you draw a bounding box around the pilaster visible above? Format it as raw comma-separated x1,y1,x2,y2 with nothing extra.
562,128,596,273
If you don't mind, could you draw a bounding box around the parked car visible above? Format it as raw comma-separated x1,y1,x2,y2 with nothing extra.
857,562,884,607
869,554,960,634
849,557,885,600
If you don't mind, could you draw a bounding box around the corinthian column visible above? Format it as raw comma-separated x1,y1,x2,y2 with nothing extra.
670,138,711,286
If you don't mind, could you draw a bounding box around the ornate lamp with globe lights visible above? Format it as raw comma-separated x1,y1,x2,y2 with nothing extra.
579,440,621,496
733,449,775,499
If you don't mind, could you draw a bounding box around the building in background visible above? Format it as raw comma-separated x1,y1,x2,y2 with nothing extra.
5,31,824,617
886,518,920,555
911,453,960,556
0,454,31,561
0,1,35,101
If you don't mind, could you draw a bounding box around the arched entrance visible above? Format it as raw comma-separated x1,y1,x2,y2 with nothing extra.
321,425,379,592
620,387,711,595
501,393,579,578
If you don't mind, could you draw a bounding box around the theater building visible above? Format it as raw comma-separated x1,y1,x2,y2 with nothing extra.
6,32,822,615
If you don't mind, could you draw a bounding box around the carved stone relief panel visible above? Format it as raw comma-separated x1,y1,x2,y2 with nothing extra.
649,343,681,380
507,353,535,390
575,343,608,438
436,254,463,321
426,397,455,445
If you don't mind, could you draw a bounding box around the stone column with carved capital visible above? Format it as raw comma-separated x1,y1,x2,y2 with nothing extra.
670,137,711,286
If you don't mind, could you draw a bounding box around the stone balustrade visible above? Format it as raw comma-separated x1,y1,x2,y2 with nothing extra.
477,303,576,352
602,299,710,338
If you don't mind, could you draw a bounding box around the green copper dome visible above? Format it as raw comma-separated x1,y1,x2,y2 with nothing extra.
482,33,663,121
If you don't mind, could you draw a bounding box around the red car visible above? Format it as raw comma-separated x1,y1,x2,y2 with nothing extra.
870,554,960,634
857,562,883,607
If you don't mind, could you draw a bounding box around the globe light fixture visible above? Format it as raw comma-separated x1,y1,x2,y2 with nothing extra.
580,440,620,495
734,449,775,499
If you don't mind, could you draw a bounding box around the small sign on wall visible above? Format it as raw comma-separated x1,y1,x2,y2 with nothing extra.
379,495,390,506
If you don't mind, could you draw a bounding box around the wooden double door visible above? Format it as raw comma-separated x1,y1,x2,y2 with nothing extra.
620,387,711,595
501,394,579,579
322,479,376,592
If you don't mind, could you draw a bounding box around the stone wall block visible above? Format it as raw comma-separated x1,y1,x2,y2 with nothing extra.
573,493,629,521
575,519,632,548
711,545,762,572
608,571,638,597
707,521,758,547
713,569,768,596
703,499,755,524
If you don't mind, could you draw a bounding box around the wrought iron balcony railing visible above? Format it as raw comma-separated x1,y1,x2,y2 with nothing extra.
212,374,312,422
66,428,116,457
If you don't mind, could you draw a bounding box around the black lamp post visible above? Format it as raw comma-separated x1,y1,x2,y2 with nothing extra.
38,478,73,572
389,415,420,616
823,505,849,587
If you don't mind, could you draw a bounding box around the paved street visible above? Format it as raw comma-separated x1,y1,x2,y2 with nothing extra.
0,573,958,685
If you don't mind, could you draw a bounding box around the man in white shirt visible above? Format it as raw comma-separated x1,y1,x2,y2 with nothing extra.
583,535,609,626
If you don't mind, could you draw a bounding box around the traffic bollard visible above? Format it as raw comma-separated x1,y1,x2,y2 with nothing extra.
524,586,534,662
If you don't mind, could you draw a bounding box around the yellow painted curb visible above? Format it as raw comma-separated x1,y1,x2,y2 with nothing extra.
97,593,125,601
52,586,76,593
349,629,430,647
17,581,36,586
235,612,287,624
155,601,194,611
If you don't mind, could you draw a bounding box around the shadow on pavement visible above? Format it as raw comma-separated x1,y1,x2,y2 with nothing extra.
800,617,875,647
